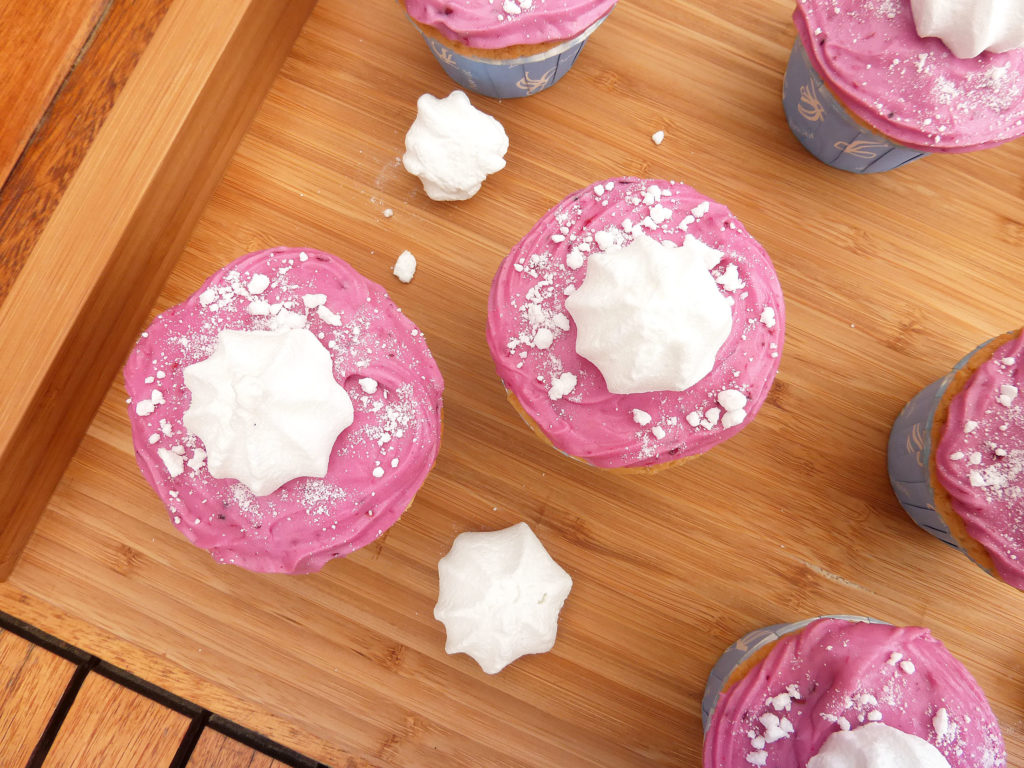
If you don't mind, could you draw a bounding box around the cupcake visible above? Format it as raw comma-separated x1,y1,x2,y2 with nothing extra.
400,0,617,99
124,248,444,574
703,617,1006,767
485,177,785,471
783,0,1024,173
889,328,1024,589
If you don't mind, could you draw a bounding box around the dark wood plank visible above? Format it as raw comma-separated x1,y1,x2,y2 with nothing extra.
187,728,289,768
0,0,173,306
0,629,77,766
0,0,108,191
42,672,189,767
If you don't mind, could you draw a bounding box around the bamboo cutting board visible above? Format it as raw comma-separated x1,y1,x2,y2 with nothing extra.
3,1,1024,766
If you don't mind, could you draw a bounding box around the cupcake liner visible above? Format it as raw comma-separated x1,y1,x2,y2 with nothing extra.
701,615,884,732
887,341,996,566
781,41,929,173
412,16,608,99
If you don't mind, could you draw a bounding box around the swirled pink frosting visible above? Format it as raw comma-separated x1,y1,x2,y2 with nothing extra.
485,178,785,470
124,248,444,574
936,331,1024,588
403,0,617,49
794,0,1024,152
704,619,1006,768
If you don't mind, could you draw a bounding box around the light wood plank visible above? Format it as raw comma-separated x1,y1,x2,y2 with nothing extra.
187,728,288,768
0,629,77,766
43,672,189,767
1,1,1024,767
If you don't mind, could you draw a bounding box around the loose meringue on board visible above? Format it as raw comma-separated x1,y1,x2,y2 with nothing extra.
434,522,572,674
402,91,508,202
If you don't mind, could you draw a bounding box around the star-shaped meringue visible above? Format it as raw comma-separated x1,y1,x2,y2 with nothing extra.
565,233,732,394
183,328,353,495
434,522,573,674
402,91,508,201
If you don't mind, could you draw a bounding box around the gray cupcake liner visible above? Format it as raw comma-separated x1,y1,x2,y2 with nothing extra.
781,40,928,173
887,340,999,572
701,615,885,732
412,16,608,99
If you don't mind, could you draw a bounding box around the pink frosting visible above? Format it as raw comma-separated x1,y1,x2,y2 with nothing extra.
124,248,444,574
485,178,785,470
403,0,617,49
935,331,1024,588
793,0,1024,152
704,619,1006,768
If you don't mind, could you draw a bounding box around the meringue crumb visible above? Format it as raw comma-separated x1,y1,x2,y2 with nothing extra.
247,273,270,295
394,250,417,283
548,372,577,401
632,409,652,426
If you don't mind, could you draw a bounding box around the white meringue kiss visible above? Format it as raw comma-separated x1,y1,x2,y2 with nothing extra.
183,328,352,496
565,233,732,394
434,523,572,674
402,90,508,201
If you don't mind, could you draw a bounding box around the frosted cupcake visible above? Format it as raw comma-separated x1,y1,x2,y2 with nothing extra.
124,248,444,574
703,617,1006,767
784,0,1024,173
889,329,1024,589
485,177,785,471
400,0,617,99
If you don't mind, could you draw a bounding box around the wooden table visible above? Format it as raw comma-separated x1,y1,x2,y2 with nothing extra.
2,1,1024,766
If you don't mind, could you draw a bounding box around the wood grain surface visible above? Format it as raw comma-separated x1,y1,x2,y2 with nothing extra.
0,629,76,766
187,729,289,768
42,672,189,766
0,0,107,193
0,0,173,304
1,1,1024,767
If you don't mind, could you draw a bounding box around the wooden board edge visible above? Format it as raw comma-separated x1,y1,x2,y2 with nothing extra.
0,0,317,578
0,0,176,304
